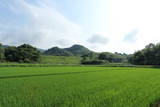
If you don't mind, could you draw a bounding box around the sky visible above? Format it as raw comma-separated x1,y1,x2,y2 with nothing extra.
0,0,160,53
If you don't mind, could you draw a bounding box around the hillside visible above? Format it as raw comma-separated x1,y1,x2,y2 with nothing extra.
64,45,91,56
44,44,92,56
1,43,128,64
44,47,73,56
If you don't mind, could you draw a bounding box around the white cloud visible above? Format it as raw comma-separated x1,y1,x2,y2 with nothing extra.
0,0,85,49
1,0,160,53
88,35,108,44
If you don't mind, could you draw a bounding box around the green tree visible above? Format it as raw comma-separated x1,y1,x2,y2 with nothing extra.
5,46,19,62
129,43,160,65
153,44,160,65
17,44,41,63
5,44,41,63
98,52,125,63
98,53,106,60
0,43,4,62
132,51,144,65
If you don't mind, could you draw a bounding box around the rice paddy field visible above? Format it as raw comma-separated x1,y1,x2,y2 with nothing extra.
40,55,81,64
0,66,160,107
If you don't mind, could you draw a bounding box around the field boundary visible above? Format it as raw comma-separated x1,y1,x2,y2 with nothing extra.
0,69,109,79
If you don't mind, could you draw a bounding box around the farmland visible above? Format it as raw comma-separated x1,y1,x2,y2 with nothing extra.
40,55,81,64
0,67,160,107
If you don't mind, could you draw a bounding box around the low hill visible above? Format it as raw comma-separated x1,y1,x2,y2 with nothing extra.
44,47,73,56
64,45,91,56
44,44,92,56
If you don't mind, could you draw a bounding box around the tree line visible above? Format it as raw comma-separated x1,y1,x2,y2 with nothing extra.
81,52,127,65
1,42,160,65
0,43,41,63
128,43,160,65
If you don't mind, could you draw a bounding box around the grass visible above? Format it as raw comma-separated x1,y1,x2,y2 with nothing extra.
40,55,81,64
0,55,81,67
0,67,160,107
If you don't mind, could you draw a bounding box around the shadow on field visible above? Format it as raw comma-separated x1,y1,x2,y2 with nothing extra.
0,70,103,79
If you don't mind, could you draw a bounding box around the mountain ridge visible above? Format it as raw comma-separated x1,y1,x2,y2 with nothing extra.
44,44,92,56
44,47,73,56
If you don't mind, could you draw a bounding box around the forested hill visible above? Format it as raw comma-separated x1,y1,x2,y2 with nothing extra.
2,43,160,65
0,43,128,64
44,45,92,56
43,44,128,64
44,47,73,56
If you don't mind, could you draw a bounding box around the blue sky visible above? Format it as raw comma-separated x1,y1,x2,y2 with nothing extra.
0,0,160,53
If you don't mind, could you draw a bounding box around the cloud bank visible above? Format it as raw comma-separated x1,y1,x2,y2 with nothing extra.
0,0,85,49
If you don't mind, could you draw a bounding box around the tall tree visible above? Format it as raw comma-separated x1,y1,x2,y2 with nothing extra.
129,43,160,65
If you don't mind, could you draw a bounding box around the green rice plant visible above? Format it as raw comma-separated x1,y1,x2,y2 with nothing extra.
0,67,160,107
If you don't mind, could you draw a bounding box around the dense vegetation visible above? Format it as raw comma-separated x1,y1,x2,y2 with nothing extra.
44,45,91,56
0,67,160,107
44,47,73,56
0,43,128,64
0,44,41,63
81,52,127,65
128,43,160,65
4,42,160,65
0,43,5,61
98,52,127,63
33,44,127,65
64,44,91,56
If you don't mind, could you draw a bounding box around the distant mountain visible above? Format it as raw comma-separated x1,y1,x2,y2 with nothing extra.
2,44,92,56
64,45,91,56
44,44,92,56
44,47,73,56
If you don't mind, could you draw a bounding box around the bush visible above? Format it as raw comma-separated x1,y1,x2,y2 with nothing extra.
98,52,126,63
81,60,105,65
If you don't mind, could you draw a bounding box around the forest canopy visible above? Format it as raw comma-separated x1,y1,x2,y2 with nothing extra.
128,43,160,65
1,44,41,63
